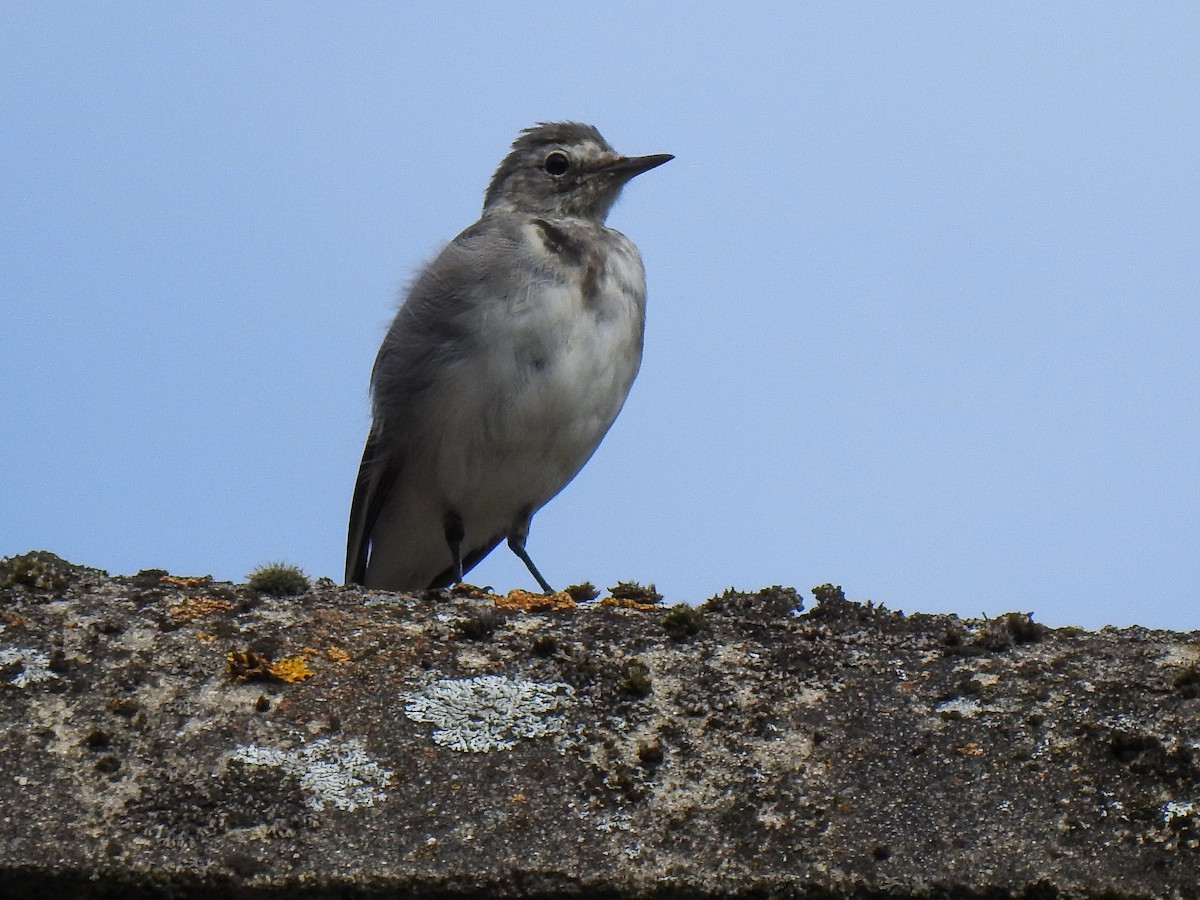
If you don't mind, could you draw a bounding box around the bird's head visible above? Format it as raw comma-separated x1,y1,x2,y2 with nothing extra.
482,122,671,222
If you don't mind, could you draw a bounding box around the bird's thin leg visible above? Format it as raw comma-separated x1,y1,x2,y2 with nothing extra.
443,510,465,585
508,511,555,594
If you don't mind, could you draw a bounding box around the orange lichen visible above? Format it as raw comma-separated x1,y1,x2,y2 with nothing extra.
494,590,576,611
325,646,351,663
162,575,213,588
226,650,314,683
169,595,233,621
267,655,315,683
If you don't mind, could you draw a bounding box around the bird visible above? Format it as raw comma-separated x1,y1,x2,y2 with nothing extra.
346,122,672,593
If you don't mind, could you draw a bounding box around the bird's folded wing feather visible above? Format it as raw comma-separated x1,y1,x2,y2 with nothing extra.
346,218,521,588
345,426,398,585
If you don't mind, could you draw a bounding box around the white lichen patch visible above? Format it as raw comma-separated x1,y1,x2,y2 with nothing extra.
1152,799,1200,850
404,674,575,752
361,593,411,608
506,616,549,635
595,811,634,833
1162,800,1197,822
0,647,57,687
1160,643,1200,668
750,721,817,774
231,737,392,811
934,697,983,718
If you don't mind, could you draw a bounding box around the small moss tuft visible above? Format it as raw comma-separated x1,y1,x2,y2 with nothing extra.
662,604,706,641
608,581,664,605
226,648,313,684
636,740,664,770
1174,665,1200,699
0,551,87,592
617,661,653,699
130,568,169,585
974,612,1047,652
1002,612,1047,644
811,583,847,605
453,608,504,641
226,649,274,681
82,729,111,751
957,676,986,696
596,763,647,802
1110,731,1160,764
564,581,599,602
247,562,310,597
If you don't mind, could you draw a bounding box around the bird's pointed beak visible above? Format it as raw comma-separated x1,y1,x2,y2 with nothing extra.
603,152,674,180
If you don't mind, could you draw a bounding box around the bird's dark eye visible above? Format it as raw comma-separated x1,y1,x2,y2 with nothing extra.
544,151,570,176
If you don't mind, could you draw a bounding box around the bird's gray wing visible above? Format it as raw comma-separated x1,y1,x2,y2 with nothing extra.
344,424,399,585
347,216,523,588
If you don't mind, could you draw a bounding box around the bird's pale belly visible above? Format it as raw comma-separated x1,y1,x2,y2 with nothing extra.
435,295,641,543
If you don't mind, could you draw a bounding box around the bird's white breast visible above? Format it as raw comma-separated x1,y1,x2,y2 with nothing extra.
431,220,646,543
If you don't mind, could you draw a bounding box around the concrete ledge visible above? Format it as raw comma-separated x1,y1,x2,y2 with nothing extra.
1,552,1198,899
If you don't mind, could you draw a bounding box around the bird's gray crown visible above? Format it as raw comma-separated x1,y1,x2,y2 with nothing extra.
482,122,669,222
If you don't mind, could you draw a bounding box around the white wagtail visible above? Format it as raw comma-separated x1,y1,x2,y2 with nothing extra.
346,122,672,592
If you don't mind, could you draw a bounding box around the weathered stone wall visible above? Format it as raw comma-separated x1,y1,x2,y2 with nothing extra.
1,551,1198,899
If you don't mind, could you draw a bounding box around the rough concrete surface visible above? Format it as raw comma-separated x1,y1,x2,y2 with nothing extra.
1,551,1198,899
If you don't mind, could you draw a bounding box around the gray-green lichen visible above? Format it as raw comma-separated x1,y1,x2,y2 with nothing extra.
230,737,392,811
403,674,575,752
0,646,57,687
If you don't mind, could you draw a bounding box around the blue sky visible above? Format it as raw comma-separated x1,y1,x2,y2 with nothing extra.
3,3,1197,629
